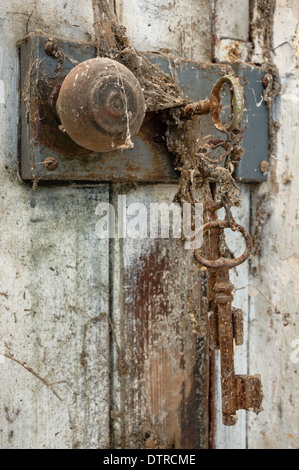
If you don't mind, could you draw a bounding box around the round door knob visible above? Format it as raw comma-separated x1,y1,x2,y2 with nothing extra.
56,58,146,152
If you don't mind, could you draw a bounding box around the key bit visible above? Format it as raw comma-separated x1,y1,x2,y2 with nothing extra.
210,307,244,351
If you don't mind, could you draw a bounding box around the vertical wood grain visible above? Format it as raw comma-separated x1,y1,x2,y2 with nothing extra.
248,0,299,449
0,1,110,449
116,0,212,62
110,0,213,449
110,185,209,449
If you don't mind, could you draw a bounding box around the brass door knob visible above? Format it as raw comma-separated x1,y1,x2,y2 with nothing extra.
56,58,146,152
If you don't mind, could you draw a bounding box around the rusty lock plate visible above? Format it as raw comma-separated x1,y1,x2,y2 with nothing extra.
19,32,269,183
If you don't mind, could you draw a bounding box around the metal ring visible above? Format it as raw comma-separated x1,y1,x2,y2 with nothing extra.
210,75,244,133
194,220,252,268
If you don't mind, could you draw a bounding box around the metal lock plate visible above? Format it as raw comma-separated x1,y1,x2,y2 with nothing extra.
19,32,269,183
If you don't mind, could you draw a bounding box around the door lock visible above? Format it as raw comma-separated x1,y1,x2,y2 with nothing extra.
19,33,269,182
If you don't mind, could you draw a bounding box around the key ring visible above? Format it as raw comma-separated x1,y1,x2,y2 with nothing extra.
210,75,244,133
194,220,252,268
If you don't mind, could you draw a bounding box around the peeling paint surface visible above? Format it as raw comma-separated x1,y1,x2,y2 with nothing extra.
249,84,299,448
248,0,299,450
0,186,110,448
214,0,250,62
110,185,209,449
0,0,109,450
117,0,212,61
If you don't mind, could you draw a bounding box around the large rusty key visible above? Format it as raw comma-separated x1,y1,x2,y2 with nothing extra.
194,220,263,426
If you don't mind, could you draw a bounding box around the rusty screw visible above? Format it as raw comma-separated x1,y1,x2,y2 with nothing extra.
43,156,58,171
260,160,269,174
44,40,59,57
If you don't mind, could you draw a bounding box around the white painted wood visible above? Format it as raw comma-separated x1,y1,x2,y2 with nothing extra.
0,0,95,43
0,1,110,449
215,0,249,41
0,186,111,449
117,0,212,61
248,0,299,449
214,0,249,62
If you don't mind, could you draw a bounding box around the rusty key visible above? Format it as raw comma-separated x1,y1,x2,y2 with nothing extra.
194,220,263,426
182,75,244,133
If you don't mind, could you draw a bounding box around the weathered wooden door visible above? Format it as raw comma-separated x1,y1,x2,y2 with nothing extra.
0,0,256,449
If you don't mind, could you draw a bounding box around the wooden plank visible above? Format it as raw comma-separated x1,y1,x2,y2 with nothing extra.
214,0,249,62
0,186,110,448
109,1,212,448
0,0,111,449
0,0,95,43
248,0,299,447
117,0,212,62
110,185,209,449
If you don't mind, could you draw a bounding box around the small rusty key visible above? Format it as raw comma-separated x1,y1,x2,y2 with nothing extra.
194,220,263,426
182,75,244,133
